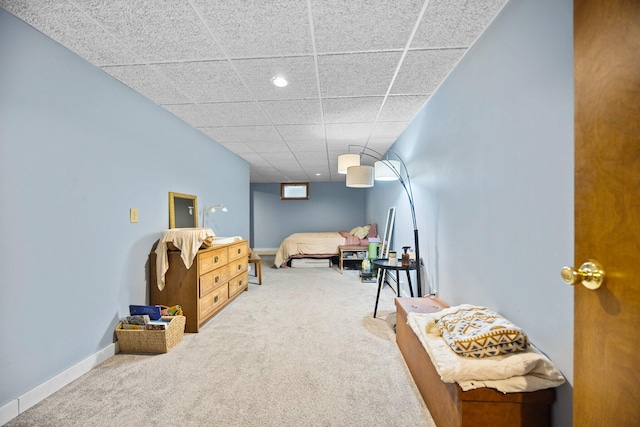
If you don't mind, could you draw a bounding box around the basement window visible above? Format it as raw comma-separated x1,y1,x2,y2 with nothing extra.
281,182,309,200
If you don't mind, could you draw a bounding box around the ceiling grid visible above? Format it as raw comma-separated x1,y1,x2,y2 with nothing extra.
0,0,507,183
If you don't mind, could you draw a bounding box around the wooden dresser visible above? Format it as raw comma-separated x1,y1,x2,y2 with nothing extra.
150,239,249,333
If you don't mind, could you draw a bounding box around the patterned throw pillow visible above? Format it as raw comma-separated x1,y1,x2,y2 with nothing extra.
349,225,371,239
435,306,529,358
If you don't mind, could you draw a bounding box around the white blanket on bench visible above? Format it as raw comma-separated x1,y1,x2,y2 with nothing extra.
407,309,565,393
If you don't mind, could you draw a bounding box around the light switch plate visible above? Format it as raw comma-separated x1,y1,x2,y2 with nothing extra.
130,208,139,223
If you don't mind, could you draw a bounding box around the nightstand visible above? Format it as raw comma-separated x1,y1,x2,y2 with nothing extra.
338,245,368,273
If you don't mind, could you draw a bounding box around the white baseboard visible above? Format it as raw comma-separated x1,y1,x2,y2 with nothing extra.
0,343,117,426
0,400,18,427
252,248,277,255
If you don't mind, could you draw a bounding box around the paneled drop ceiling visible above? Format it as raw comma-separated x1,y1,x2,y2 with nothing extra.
1,0,506,183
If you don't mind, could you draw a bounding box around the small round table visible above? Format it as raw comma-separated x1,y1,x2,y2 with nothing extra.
372,259,416,318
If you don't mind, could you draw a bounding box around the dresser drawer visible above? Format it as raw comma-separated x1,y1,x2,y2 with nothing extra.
228,241,248,261
229,271,249,297
228,258,248,278
199,247,228,275
199,267,229,297
200,285,229,319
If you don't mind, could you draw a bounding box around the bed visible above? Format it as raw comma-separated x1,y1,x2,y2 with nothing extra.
274,224,377,268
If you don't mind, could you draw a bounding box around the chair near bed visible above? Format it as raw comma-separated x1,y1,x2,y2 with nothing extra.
248,249,262,285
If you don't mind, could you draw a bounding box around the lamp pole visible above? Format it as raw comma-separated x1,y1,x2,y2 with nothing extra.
384,154,422,298
348,146,423,297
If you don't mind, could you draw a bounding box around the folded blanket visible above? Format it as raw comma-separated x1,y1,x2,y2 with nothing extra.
407,306,565,393
155,228,214,291
436,305,529,358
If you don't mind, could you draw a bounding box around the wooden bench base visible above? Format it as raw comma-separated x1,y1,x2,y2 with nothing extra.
395,297,555,427
248,252,262,285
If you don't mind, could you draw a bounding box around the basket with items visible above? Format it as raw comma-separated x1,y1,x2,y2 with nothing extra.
115,305,185,354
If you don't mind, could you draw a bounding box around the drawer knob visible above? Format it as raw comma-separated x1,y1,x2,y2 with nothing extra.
239,280,243,286
215,276,220,283
214,295,219,303
214,256,219,262
238,265,241,270
238,249,241,254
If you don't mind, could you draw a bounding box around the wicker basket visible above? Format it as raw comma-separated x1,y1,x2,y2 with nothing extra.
116,316,186,354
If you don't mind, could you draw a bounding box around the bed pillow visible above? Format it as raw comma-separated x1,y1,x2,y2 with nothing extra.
435,306,529,358
349,225,371,239
339,230,363,245
367,223,377,238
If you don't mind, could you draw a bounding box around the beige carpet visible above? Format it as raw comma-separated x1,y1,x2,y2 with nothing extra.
7,258,434,426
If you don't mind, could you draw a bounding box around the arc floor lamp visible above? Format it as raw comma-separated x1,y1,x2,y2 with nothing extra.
338,145,423,297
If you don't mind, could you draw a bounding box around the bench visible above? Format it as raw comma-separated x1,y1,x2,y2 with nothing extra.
395,297,555,427
248,252,262,285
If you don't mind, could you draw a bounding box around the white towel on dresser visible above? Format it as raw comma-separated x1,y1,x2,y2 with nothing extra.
407,308,565,393
155,228,214,291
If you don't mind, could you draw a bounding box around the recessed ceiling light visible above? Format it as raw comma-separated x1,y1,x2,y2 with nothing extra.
271,76,288,88
315,173,321,176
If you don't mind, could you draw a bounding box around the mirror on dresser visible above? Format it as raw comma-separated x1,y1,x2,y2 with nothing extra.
168,192,198,228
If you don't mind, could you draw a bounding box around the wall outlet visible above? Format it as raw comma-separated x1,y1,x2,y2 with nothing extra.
130,208,139,223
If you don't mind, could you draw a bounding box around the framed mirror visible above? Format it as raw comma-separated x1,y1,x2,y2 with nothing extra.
380,206,396,259
169,192,198,228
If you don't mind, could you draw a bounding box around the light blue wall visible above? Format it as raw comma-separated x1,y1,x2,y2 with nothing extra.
368,0,574,425
0,9,249,410
250,182,366,250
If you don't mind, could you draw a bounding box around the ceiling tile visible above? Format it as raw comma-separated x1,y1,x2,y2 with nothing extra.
322,97,384,124
311,0,425,53
259,99,322,125
1,1,139,65
242,152,275,165
245,140,291,153
391,49,465,94
411,0,507,48
260,151,299,164
164,102,270,127
77,0,224,63
232,56,319,101
284,139,327,152
276,124,325,141
199,125,281,143
378,95,428,122
192,0,313,57
326,123,374,141
295,151,329,163
103,65,190,104
326,138,369,151
151,60,253,103
317,52,402,97
282,173,311,182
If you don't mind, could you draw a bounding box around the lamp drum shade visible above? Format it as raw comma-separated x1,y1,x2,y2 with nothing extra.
374,160,401,181
338,154,360,174
346,165,374,188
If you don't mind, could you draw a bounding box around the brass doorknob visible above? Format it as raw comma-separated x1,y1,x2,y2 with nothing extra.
561,260,605,290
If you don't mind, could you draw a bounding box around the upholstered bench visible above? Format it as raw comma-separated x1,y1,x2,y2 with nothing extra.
395,297,555,427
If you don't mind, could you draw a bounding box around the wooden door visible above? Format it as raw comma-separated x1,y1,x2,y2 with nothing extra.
573,0,640,425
